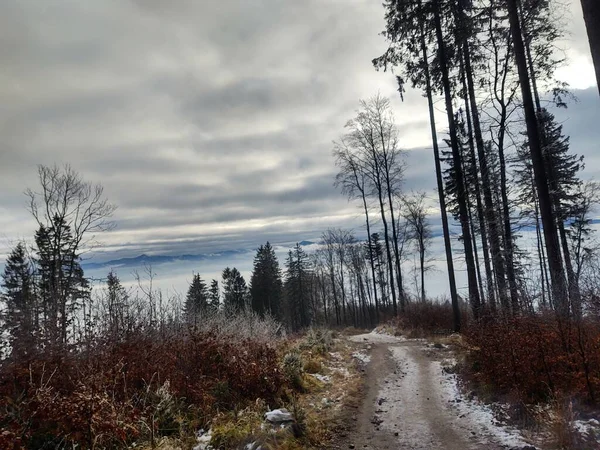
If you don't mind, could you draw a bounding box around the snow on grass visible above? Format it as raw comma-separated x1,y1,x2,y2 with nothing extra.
436,360,533,449
330,366,350,378
574,418,600,444
352,350,371,364
193,428,212,450
309,373,332,383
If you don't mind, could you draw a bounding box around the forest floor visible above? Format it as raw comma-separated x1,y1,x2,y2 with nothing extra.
331,330,545,450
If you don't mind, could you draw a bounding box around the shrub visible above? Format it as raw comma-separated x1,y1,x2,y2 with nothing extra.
303,359,322,374
391,298,467,336
300,328,333,354
465,313,600,403
282,352,304,389
0,327,285,449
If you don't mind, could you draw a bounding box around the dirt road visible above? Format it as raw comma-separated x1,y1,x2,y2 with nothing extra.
335,332,533,450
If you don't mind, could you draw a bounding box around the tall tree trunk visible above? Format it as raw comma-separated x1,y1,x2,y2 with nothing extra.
505,0,568,315
419,234,426,302
581,0,600,94
370,148,399,316
558,222,582,317
385,184,405,311
434,0,481,317
363,203,380,321
377,106,405,311
419,1,461,331
458,4,508,310
497,123,519,312
461,65,495,309
467,185,487,304
524,15,581,317
377,192,398,316
339,264,347,323
319,273,328,324
329,266,340,325
535,193,551,307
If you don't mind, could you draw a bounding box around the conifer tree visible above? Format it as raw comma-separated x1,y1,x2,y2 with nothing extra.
222,267,248,311
284,244,311,330
184,274,209,321
35,215,89,345
208,279,220,311
2,242,36,357
106,270,127,337
250,242,283,319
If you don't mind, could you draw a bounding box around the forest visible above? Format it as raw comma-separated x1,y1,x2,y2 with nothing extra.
1,0,600,449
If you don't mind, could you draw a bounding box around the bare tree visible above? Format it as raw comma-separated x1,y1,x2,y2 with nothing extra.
403,192,433,302
334,145,381,319
26,165,116,253
340,95,406,315
26,164,116,345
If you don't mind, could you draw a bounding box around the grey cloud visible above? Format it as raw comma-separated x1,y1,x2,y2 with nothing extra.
0,0,596,264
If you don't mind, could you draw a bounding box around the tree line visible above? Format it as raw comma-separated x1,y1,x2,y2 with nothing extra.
348,0,600,331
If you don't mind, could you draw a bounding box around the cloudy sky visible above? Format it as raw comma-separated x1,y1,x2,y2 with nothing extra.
0,0,598,294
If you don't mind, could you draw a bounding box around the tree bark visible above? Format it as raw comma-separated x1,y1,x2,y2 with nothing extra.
362,198,380,321
461,66,495,309
506,0,568,314
581,0,600,94
419,3,461,331
458,1,508,310
434,0,481,317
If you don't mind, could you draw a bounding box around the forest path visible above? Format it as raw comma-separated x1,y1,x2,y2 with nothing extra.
333,332,533,450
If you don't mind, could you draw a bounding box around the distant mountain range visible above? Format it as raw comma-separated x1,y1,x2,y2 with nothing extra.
82,240,316,271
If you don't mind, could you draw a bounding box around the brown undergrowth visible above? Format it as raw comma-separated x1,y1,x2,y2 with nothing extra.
140,328,363,450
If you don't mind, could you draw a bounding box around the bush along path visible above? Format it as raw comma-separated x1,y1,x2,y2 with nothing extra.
333,329,543,450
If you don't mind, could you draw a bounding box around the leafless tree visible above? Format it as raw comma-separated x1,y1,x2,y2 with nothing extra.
402,192,433,302
26,164,116,253
339,95,406,315
25,164,116,345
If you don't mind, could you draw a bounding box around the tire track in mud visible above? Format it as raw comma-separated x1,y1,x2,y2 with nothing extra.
335,332,532,450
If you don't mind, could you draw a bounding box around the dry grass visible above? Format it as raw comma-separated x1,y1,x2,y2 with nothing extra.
182,329,364,449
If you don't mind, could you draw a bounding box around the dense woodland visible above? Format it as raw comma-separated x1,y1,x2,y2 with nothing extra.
1,0,600,448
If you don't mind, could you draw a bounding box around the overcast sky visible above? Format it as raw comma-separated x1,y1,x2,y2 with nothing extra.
0,0,598,268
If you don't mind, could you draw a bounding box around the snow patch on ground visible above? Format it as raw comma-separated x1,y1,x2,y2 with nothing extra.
352,350,371,364
437,361,532,449
193,428,212,450
349,329,405,344
309,373,331,383
373,344,535,449
574,418,600,443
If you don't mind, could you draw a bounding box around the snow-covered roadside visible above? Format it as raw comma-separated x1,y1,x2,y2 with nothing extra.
382,344,535,449
574,418,600,444
436,359,533,449
346,329,538,449
348,328,406,344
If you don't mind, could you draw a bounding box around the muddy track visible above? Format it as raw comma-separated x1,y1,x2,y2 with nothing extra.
333,333,531,450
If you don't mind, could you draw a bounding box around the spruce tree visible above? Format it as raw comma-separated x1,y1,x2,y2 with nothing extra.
208,279,220,311
184,274,208,321
2,242,36,357
284,244,311,330
106,270,127,337
35,215,89,345
222,267,248,311
250,242,283,319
